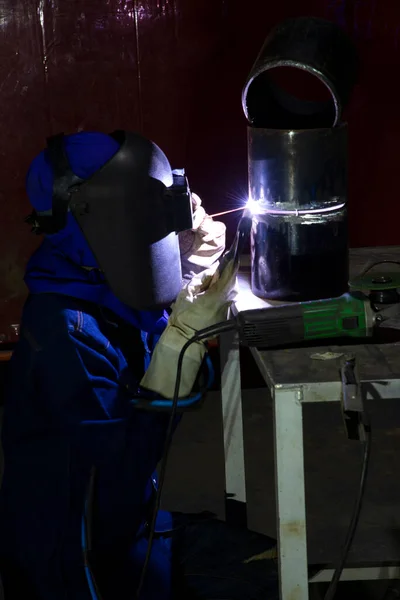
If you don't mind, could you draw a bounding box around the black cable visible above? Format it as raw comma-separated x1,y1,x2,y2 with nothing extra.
82,467,104,600
135,319,235,598
382,588,400,600
323,424,372,600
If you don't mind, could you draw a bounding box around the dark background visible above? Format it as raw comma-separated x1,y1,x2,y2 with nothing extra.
0,0,398,339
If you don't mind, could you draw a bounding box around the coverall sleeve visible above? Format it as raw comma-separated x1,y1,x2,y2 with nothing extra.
35,327,123,421
31,323,134,466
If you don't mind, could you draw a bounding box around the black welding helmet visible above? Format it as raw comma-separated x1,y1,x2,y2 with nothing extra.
28,130,193,310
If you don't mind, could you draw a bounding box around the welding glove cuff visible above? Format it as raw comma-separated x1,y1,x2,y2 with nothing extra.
140,327,206,398
140,260,238,399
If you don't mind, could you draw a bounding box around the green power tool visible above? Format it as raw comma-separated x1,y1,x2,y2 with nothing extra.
234,263,400,349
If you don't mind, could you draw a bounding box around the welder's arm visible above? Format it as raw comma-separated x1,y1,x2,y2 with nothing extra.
140,260,237,398
179,193,226,284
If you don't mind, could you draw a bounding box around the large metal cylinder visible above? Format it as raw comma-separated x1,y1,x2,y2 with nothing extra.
249,124,348,301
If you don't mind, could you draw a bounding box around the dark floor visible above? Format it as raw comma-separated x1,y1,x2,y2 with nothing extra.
1,352,400,599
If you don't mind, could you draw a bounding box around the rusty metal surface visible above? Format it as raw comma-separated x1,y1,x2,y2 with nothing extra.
256,343,400,387
241,389,400,566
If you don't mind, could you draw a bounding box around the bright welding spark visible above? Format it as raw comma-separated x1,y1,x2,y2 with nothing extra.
246,198,260,214
210,194,251,218
209,196,345,218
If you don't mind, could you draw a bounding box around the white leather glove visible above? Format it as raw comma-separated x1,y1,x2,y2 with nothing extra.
179,193,226,284
140,260,237,398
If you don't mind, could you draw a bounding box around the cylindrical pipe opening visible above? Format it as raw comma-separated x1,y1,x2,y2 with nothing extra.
242,17,359,129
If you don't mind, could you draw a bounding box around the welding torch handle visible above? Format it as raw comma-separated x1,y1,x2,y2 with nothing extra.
217,215,252,275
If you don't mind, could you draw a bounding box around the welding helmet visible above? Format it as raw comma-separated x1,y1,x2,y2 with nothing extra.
26,130,193,310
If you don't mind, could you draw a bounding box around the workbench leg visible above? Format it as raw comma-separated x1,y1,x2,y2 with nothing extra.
220,329,247,527
274,388,308,600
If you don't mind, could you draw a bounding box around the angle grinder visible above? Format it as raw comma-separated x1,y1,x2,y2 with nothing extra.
235,262,400,349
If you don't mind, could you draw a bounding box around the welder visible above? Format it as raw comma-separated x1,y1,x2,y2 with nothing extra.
0,130,237,600
0,130,280,600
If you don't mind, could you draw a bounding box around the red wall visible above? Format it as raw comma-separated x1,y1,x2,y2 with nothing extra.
0,0,399,341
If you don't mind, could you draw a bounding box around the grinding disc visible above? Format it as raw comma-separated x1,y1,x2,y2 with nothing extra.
349,272,400,291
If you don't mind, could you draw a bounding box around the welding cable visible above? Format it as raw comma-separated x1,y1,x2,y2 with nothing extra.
323,419,372,600
135,319,235,599
82,467,104,600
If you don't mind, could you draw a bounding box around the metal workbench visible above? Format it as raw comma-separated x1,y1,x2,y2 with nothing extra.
220,247,400,600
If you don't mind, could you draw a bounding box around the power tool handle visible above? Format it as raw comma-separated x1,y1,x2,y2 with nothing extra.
236,304,305,348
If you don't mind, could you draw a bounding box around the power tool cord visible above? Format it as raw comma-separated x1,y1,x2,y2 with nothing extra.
135,319,235,599
323,420,371,600
320,257,375,599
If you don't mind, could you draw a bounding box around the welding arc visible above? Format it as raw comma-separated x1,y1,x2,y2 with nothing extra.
209,207,245,218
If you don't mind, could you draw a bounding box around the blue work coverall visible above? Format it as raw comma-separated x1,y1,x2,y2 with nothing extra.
0,291,177,599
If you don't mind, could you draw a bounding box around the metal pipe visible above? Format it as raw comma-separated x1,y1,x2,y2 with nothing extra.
242,17,358,130
249,125,349,301
248,124,348,211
